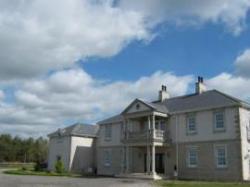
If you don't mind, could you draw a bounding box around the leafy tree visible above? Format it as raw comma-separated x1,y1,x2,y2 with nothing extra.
0,134,48,163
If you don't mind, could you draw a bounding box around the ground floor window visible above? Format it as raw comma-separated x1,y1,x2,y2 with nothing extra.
56,155,61,161
186,147,198,168
214,145,227,168
104,150,111,167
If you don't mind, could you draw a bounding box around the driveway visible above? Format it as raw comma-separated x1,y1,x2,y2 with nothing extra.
0,169,155,187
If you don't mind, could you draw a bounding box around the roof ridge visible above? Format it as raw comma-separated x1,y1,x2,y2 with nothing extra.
152,90,215,103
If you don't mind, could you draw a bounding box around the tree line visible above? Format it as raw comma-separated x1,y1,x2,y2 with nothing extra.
0,134,48,163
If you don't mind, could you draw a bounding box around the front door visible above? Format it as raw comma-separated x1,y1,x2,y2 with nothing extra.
144,153,164,173
156,153,164,173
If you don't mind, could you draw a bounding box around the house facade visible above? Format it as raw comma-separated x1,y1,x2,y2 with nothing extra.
48,77,250,181
47,124,98,173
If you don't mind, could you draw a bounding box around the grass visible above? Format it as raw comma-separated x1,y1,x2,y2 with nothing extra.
3,168,82,177
155,180,250,187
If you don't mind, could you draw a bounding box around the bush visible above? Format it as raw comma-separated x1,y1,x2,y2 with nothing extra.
54,160,64,174
21,166,27,171
34,161,42,171
34,161,47,172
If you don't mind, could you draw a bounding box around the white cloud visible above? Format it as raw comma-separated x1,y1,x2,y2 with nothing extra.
0,0,250,137
207,73,250,101
0,0,150,81
235,49,250,77
118,0,250,35
1,67,250,138
0,90,4,101
0,0,250,81
0,68,193,137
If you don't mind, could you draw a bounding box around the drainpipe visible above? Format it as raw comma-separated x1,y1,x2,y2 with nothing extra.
175,114,179,179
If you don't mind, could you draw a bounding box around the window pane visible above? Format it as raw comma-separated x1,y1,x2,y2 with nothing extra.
215,112,224,129
104,150,111,166
187,115,196,132
105,125,112,138
216,146,227,167
160,121,165,130
188,148,197,167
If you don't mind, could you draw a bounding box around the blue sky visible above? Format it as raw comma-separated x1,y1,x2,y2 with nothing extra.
82,21,250,81
0,0,250,137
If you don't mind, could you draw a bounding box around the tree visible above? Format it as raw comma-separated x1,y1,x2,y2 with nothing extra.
0,134,48,163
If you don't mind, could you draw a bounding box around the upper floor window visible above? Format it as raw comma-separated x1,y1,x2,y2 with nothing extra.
187,147,198,168
214,145,227,168
105,124,112,139
104,150,111,167
186,114,197,134
214,111,225,132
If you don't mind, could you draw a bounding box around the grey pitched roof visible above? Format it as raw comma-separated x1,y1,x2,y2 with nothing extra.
144,100,168,114
158,89,250,113
48,123,99,138
97,114,123,125
97,89,250,125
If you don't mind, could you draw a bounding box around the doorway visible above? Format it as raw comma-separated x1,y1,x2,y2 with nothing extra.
156,153,164,173
144,153,164,174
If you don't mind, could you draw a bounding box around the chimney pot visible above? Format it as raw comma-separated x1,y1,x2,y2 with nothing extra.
196,76,206,94
159,85,170,101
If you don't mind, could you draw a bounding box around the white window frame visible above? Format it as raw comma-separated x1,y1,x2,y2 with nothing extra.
104,124,112,140
213,111,225,132
186,113,197,135
186,146,198,168
214,144,228,168
104,150,111,167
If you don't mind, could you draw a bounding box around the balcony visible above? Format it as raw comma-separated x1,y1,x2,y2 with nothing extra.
122,129,170,145
127,130,147,140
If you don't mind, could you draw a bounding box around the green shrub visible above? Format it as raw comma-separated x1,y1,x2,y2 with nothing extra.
21,166,27,171
34,161,42,171
54,160,64,174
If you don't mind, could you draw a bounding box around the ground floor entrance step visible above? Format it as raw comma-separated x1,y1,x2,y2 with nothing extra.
115,173,164,180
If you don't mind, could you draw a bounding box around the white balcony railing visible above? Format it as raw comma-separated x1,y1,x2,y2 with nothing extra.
123,129,166,142
155,129,164,138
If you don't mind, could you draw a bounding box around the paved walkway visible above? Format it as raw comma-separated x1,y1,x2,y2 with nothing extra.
0,169,155,187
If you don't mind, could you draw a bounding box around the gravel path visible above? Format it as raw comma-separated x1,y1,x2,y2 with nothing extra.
0,169,155,187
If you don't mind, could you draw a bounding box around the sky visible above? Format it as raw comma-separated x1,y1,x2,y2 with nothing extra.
0,0,250,137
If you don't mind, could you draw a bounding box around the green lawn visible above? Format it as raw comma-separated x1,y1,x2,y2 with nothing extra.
4,169,81,177
156,180,250,187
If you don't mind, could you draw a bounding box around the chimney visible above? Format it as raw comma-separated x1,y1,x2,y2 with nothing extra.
195,76,207,94
159,85,170,102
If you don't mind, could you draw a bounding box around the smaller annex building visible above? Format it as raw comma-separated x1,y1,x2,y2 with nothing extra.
47,123,99,173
